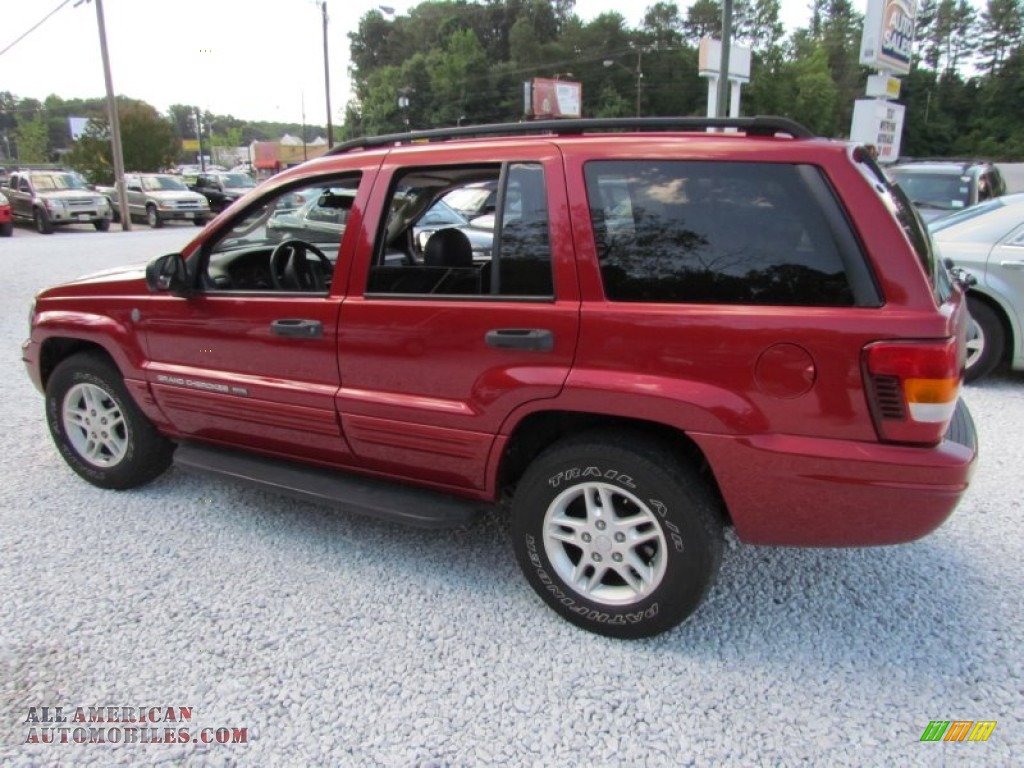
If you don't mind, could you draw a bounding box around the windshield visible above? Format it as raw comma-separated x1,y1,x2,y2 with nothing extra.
889,170,971,211
142,176,188,191
30,173,87,191
220,173,256,189
442,185,495,217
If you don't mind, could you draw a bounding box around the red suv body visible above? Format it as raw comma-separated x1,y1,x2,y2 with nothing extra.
23,118,978,637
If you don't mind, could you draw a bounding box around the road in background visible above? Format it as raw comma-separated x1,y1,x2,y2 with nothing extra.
2,228,1022,766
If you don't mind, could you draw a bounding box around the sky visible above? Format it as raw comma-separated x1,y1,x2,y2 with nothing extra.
0,0,816,127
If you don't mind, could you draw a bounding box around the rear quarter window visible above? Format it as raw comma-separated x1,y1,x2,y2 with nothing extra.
585,160,866,306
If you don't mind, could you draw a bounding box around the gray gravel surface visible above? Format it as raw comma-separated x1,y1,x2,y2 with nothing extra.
2,226,1022,766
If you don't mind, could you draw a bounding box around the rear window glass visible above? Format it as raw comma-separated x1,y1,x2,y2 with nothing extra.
585,160,855,306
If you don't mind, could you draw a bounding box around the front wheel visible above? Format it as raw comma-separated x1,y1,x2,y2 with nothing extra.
511,432,723,638
0,220,12,237
34,208,53,234
146,205,163,228
93,218,111,232
964,297,1005,382
45,353,174,489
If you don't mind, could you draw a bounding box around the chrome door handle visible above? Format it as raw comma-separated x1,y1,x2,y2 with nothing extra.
271,319,323,338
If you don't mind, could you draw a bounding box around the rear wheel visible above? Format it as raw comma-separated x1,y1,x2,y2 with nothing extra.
0,220,12,237
964,297,1005,382
34,208,53,234
511,432,723,638
45,353,174,489
146,205,163,228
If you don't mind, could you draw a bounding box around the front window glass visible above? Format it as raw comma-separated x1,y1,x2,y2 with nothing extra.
201,174,360,292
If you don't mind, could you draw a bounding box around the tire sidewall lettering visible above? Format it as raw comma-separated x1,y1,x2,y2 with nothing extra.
547,466,636,490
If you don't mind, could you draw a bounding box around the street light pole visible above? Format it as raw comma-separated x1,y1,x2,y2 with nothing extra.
321,2,333,148
79,0,131,230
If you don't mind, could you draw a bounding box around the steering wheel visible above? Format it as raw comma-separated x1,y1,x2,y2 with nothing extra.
269,239,333,291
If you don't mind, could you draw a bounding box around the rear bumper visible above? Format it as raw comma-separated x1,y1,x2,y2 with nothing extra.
696,399,978,546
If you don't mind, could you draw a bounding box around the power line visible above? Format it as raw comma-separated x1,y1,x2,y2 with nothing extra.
0,0,74,59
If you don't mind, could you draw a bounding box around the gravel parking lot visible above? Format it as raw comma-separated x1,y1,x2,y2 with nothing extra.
2,225,1022,766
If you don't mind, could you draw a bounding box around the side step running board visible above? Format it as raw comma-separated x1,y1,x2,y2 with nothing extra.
174,442,483,529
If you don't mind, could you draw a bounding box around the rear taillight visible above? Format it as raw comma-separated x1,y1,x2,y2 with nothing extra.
864,338,961,445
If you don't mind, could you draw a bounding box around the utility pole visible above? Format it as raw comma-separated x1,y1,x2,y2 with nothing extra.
195,107,206,172
635,49,644,117
322,2,333,148
716,0,733,118
84,0,131,230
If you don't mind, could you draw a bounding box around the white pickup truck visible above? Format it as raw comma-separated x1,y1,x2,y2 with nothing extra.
98,173,210,228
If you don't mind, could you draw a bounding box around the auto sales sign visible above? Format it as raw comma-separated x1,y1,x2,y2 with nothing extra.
859,0,917,75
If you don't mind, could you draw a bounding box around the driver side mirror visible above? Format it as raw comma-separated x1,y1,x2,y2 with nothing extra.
146,252,192,296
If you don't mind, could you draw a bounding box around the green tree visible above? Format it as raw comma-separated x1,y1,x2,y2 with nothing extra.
14,112,50,164
977,0,1023,74
66,101,177,184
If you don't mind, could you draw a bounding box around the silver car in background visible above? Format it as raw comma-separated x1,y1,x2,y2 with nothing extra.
930,193,1024,381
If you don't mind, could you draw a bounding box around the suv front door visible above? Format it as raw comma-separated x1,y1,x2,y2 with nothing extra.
141,175,364,464
337,150,580,493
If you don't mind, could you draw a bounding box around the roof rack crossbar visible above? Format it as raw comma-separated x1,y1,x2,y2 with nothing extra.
327,115,814,156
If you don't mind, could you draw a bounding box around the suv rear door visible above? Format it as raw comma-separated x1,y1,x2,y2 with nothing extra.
336,144,579,492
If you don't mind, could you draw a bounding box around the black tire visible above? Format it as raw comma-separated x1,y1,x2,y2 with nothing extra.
146,205,164,228
45,352,174,489
0,220,12,237
964,296,1005,383
511,432,723,638
193,217,207,227
93,218,111,232
34,208,53,234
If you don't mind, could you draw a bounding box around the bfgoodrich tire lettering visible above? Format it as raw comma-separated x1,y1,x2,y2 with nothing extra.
511,432,723,638
46,353,173,489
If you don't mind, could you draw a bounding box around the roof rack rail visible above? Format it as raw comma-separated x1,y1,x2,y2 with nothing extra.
327,115,814,156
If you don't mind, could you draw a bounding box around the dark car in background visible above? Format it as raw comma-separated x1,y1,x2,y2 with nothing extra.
888,160,1006,221
930,193,1024,381
190,171,257,213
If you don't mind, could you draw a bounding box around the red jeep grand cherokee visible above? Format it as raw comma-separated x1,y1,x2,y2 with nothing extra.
23,117,978,638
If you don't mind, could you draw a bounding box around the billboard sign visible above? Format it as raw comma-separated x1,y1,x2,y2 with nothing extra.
524,78,582,119
859,0,917,75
